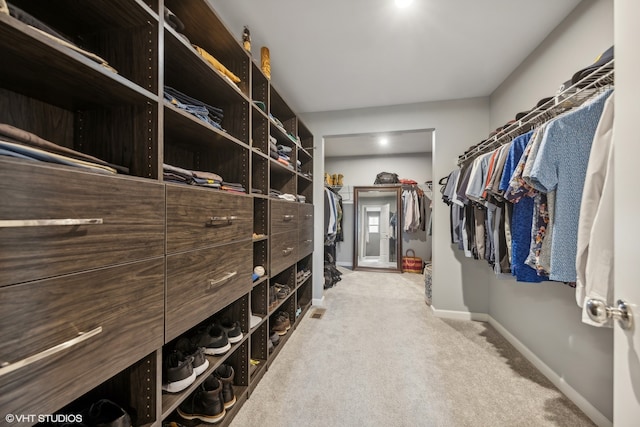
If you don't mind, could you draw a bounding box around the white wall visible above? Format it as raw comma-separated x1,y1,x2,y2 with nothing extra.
302,97,492,317
487,0,614,423
325,153,433,265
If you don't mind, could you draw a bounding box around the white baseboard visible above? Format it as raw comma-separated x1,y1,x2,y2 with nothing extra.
336,261,352,268
430,305,489,322
311,296,325,307
487,316,612,427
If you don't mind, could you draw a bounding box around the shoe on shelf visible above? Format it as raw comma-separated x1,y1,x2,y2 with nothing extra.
267,336,274,353
162,349,196,393
177,374,226,424
84,399,132,427
192,324,231,356
218,318,243,344
269,330,280,346
278,311,291,330
272,311,290,336
324,172,333,186
336,174,344,186
174,337,209,377
250,311,262,329
268,286,278,311
214,364,236,409
273,283,290,300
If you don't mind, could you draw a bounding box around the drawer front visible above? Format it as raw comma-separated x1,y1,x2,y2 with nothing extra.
0,258,164,419
166,185,253,253
270,200,298,235
166,241,252,342
270,230,298,275
0,159,165,287
298,227,314,259
299,203,314,230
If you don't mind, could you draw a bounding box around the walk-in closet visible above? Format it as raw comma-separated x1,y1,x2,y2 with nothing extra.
1,0,639,425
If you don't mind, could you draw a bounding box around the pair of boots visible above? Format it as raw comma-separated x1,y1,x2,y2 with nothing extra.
324,173,344,186
177,364,235,424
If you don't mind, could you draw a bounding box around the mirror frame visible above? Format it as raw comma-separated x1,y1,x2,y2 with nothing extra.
352,185,403,272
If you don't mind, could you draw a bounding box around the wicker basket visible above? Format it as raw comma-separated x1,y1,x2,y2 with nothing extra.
402,249,423,274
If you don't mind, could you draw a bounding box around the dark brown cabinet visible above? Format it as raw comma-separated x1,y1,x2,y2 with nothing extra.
0,0,313,425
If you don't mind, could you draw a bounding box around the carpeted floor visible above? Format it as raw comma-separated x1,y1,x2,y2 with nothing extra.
230,268,596,427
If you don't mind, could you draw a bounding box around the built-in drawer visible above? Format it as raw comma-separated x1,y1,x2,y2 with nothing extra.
166,240,252,342
166,184,253,253
270,200,298,235
0,159,165,288
270,230,298,275
298,227,314,259
298,203,314,230
0,258,164,420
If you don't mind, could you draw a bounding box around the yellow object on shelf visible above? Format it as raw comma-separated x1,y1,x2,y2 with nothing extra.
193,44,241,84
261,46,271,79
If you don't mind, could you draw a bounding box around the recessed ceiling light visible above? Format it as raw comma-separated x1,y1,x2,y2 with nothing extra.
395,0,413,8
379,137,389,146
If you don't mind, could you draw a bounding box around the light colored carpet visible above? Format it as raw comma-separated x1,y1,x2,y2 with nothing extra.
230,268,595,427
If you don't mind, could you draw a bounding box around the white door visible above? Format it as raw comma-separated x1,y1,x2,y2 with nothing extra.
380,203,391,262
613,1,640,424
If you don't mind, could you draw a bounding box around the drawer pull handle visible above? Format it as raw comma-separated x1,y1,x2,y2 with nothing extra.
282,247,294,255
304,239,313,243
283,215,295,221
0,218,103,228
206,216,238,227
305,214,313,218
208,271,238,286
0,326,103,377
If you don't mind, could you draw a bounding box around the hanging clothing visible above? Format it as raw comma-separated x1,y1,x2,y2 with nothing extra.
575,92,615,327
528,89,613,282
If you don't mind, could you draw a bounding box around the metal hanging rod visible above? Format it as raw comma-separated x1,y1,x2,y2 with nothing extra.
457,59,614,166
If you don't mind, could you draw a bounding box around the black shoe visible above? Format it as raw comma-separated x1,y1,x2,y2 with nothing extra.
192,324,231,355
177,374,226,424
214,364,236,409
174,337,209,377
217,318,243,344
85,399,132,427
162,349,196,393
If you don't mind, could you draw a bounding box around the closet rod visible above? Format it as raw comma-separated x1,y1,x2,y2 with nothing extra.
457,59,614,166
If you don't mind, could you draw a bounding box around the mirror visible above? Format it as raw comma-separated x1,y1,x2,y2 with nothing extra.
353,186,402,272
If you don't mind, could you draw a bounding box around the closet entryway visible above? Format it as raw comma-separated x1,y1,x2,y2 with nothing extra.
323,130,433,288
229,268,595,426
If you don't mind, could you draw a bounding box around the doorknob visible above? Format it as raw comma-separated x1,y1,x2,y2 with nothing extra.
586,299,633,330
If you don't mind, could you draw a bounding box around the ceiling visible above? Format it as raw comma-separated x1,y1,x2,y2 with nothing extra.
210,0,582,114
210,0,581,157
324,129,433,157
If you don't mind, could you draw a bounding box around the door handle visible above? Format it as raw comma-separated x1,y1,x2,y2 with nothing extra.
586,299,633,330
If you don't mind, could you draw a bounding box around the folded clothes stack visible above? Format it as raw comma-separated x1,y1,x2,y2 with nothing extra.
297,195,306,203
269,136,279,160
163,163,222,189
276,144,293,168
164,86,225,131
296,159,302,172
221,182,246,194
0,123,124,174
269,114,287,135
5,2,117,73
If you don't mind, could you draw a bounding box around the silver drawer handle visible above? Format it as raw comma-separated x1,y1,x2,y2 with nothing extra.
305,214,313,218
208,271,238,286
283,215,295,221
304,239,312,243
282,247,294,255
206,216,238,226
0,326,103,377
0,218,103,228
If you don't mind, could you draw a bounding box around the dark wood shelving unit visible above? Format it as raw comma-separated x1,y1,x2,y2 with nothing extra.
0,0,313,425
